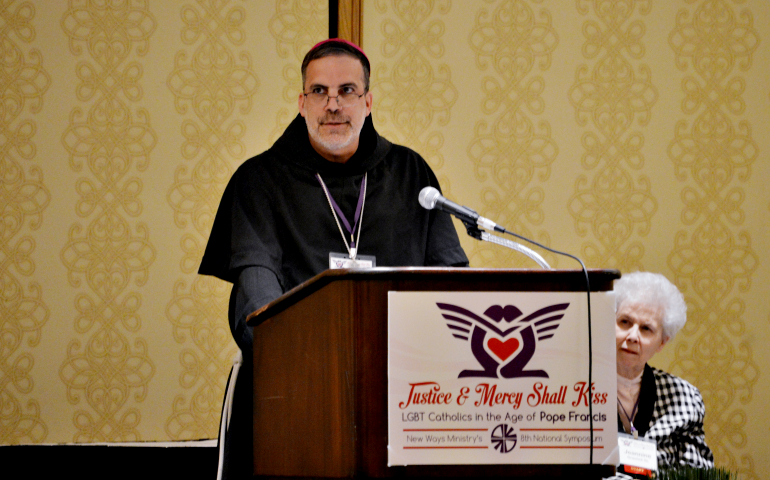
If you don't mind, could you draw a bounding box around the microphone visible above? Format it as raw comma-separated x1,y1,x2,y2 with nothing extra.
418,186,503,232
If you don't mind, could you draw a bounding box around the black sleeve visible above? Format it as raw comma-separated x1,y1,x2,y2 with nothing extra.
423,166,469,267
425,211,469,267
228,266,284,352
199,158,286,284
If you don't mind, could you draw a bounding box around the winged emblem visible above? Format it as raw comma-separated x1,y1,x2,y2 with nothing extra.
437,302,570,379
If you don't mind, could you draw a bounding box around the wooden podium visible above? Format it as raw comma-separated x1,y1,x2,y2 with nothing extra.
246,267,620,479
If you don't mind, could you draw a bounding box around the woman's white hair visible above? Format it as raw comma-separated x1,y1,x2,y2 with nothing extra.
614,271,687,341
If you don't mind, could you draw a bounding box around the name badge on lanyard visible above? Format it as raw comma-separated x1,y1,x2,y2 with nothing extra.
617,432,657,478
329,252,376,269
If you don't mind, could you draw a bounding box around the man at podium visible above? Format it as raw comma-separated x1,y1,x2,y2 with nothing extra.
199,38,468,478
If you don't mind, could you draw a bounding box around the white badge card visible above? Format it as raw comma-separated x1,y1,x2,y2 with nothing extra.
618,433,658,472
329,252,376,269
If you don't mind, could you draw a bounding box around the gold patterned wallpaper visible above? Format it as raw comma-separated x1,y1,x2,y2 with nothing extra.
1,0,51,444
0,0,327,444
365,0,769,478
1,0,768,478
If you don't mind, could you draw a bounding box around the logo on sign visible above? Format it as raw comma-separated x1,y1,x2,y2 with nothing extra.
437,302,570,379
491,424,518,453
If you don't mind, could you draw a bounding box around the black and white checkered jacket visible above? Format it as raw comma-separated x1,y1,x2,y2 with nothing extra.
642,365,714,468
611,364,714,478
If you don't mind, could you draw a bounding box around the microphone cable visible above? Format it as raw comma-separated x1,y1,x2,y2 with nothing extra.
497,227,595,464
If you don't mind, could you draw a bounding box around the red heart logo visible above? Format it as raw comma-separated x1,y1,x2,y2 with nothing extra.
487,338,520,361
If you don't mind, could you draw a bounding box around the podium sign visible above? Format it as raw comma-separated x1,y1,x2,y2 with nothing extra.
388,291,618,466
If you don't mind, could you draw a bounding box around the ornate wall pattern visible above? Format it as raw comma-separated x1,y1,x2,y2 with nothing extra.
567,0,658,271
667,1,760,477
165,0,257,440
268,0,328,142
467,0,559,267
370,0,456,177
58,0,157,442
0,0,50,444
164,0,326,440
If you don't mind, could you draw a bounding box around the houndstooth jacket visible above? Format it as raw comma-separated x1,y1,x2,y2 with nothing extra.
610,364,714,479
641,365,714,468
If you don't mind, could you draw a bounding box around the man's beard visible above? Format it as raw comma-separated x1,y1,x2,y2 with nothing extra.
306,113,363,153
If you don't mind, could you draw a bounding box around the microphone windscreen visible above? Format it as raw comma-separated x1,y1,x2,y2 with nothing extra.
418,186,440,210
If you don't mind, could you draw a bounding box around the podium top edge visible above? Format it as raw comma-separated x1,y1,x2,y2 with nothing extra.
246,267,621,326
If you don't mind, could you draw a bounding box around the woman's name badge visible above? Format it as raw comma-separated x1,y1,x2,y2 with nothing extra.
618,432,657,476
329,252,376,269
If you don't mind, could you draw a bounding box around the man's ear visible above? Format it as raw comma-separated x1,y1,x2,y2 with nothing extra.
298,93,306,117
364,90,373,116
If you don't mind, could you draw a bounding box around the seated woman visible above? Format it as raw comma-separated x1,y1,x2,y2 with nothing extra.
614,272,714,470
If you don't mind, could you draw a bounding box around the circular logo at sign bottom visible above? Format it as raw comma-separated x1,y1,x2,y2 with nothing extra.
491,423,517,453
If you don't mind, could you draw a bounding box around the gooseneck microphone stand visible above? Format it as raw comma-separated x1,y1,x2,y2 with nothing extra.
461,221,551,269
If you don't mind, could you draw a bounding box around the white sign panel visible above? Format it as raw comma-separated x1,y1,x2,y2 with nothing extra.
387,291,618,466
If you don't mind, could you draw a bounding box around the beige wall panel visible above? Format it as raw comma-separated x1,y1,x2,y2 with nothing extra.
364,0,769,478
1,0,327,444
3,1,55,445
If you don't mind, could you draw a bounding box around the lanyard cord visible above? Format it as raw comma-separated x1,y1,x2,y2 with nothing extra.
618,394,641,438
316,172,367,260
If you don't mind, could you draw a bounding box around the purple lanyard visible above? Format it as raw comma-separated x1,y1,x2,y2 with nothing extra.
315,173,367,249
618,395,641,437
